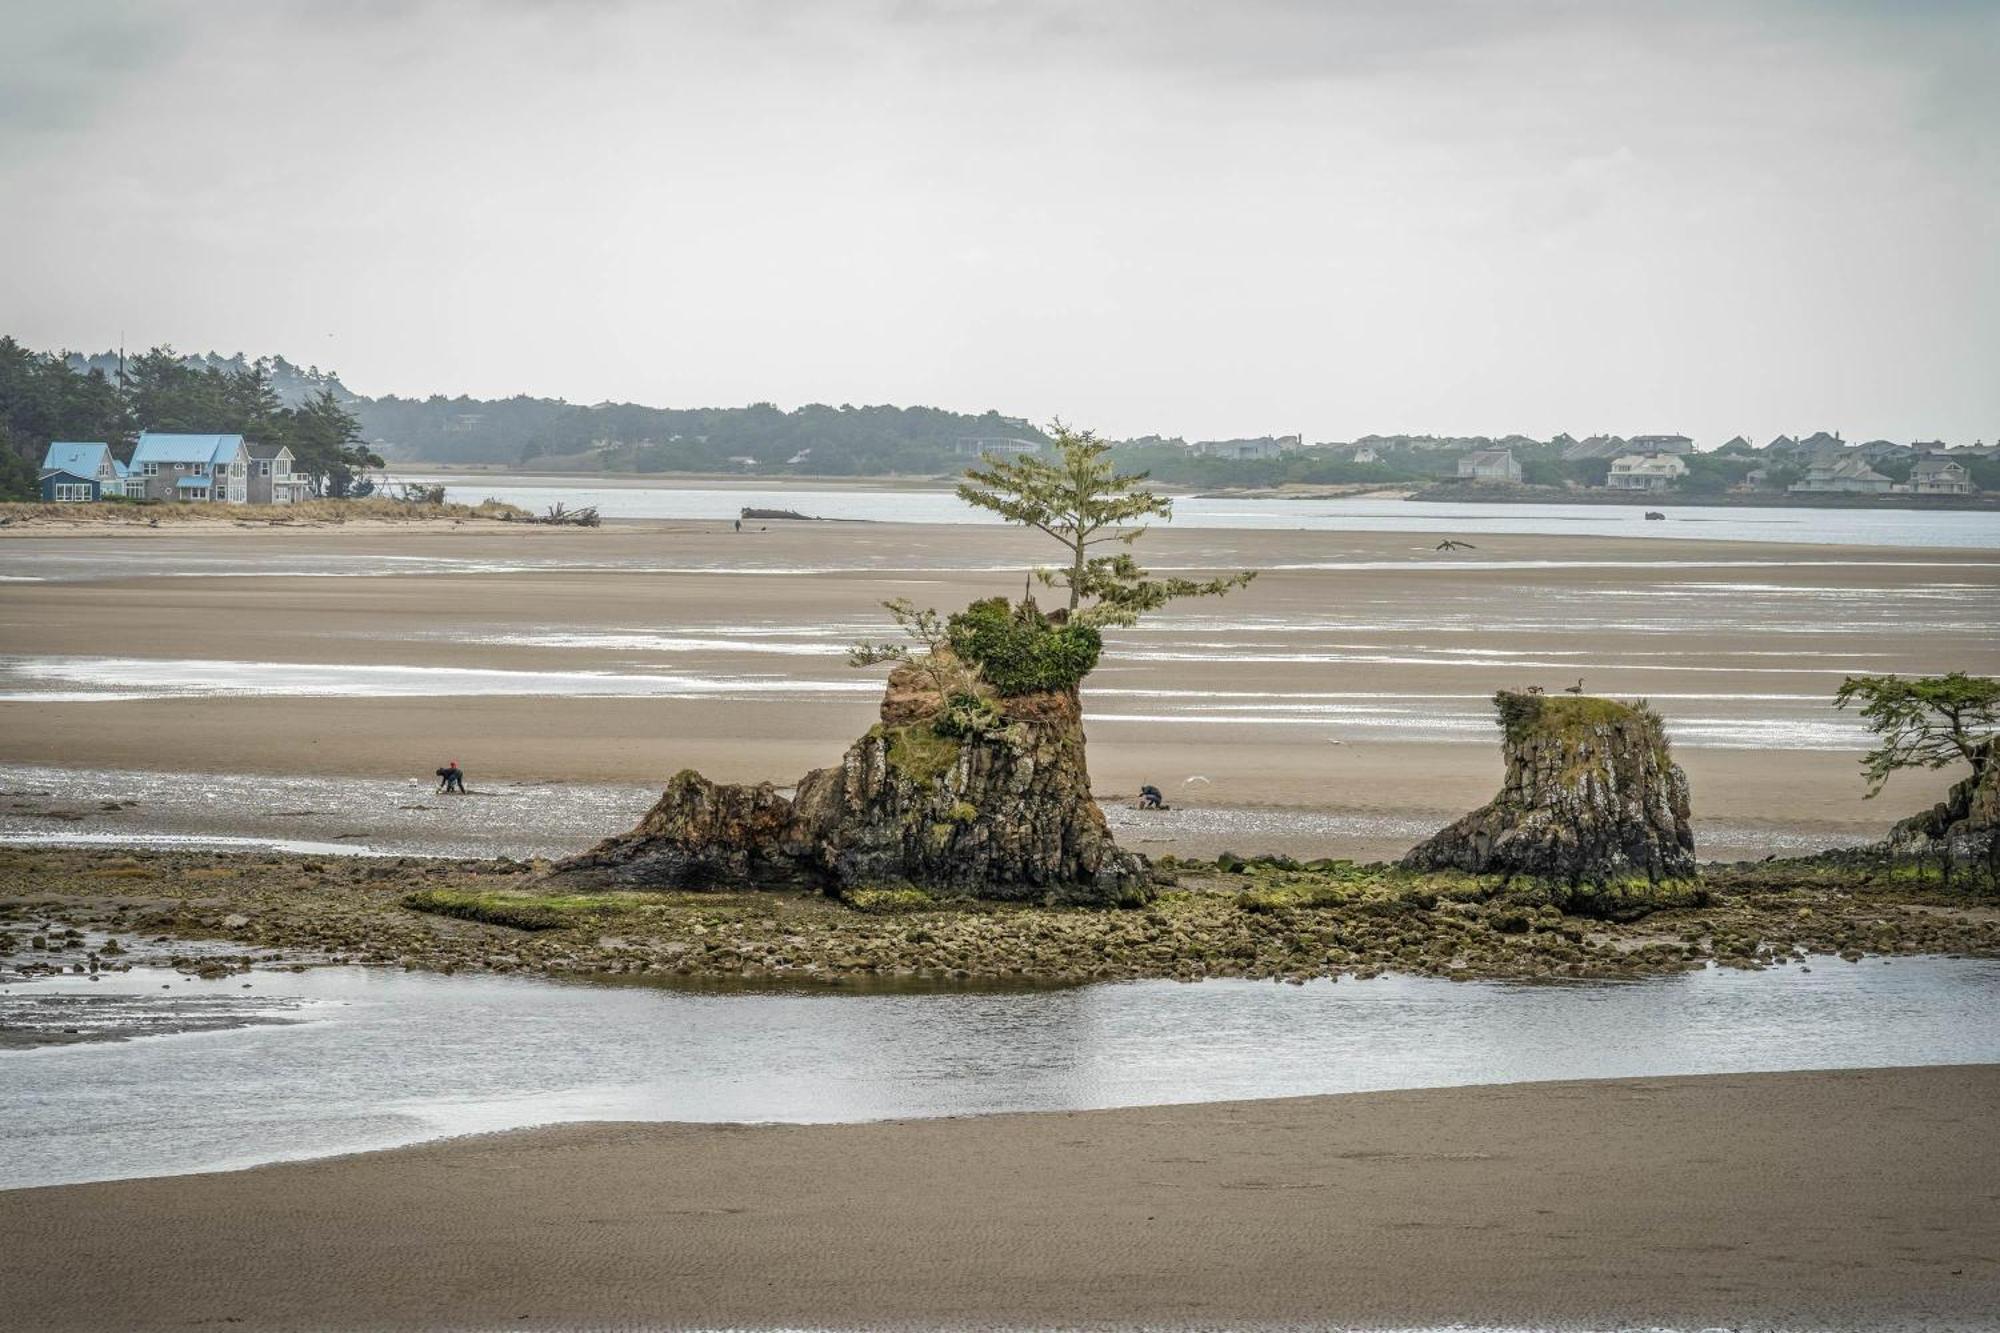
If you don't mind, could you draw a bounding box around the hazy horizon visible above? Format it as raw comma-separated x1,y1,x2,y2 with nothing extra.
4,0,1995,445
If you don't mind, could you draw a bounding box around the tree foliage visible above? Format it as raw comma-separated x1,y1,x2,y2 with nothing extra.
957,424,1254,626
946,597,1102,695
1833,672,2000,795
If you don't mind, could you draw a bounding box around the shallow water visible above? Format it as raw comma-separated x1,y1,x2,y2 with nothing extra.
397,475,2000,549
0,762,1872,862
4,957,1996,1189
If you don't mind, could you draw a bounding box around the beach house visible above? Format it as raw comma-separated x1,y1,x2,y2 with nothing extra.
1911,457,1975,496
246,443,312,504
124,434,252,503
1789,455,1892,494
1606,454,1688,491
37,442,128,501
1456,449,1521,484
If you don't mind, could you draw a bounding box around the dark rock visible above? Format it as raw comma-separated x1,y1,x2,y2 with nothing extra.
555,660,1149,905
1401,692,1696,902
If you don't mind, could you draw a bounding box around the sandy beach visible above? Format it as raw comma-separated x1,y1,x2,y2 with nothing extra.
4,518,1994,862
2,1064,1992,1330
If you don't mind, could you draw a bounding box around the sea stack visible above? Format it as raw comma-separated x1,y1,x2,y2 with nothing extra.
555,655,1150,905
1401,692,1696,907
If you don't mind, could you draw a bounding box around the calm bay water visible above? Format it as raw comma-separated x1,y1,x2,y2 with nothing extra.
5,956,1997,1189
396,473,2000,549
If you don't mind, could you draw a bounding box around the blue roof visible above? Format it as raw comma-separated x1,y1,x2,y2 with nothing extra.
175,475,215,490
42,442,113,476
131,433,245,466
39,469,96,486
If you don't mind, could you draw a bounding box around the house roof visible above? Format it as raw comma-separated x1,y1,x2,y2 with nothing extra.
1463,449,1515,465
1913,458,1965,476
245,442,292,460
42,442,114,476
131,433,246,466
39,468,96,486
175,475,215,490
1611,454,1686,473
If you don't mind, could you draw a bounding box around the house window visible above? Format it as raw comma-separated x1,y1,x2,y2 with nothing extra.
142,462,159,476
53,483,92,502
259,460,271,476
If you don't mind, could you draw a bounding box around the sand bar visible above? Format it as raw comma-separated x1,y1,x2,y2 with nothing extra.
1,1065,1993,1330
3,522,1995,861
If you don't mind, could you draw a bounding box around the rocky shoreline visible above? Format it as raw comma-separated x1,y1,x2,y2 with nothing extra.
4,846,1997,994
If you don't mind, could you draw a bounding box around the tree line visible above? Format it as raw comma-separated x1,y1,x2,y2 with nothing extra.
0,337,380,500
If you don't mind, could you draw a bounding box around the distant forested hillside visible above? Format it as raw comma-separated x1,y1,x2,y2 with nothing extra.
355,396,1049,475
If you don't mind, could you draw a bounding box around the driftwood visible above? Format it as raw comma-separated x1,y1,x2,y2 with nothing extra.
740,507,815,521
510,501,602,527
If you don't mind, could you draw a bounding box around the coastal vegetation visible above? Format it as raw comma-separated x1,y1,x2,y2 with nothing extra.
1834,672,1999,796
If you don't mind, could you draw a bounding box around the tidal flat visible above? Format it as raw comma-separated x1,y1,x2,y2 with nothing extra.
6,845,1998,995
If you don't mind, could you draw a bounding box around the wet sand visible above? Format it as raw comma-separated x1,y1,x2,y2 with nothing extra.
2,521,1995,861
2,1064,1992,1330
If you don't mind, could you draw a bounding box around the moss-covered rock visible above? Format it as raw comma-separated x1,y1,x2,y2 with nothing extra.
1401,692,1696,908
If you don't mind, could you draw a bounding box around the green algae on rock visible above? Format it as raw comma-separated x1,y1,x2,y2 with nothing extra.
1401,691,1696,913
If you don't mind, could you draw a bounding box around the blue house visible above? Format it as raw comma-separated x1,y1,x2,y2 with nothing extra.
38,442,128,502
125,433,250,503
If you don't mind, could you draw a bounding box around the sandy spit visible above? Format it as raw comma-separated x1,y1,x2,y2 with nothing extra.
1,1065,1993,1331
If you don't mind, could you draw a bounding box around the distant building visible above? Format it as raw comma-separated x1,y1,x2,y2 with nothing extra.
1856,439,1913,463
1716,435,1756,455
1912,457,1975,496
953,437,1043,458
1606,454,1688,491
1188,437,1296,461
245,444,311,504
125,433,250,503
1625,434,1695,456
1350,445,1380,464
1562,435,1629,461
1790,456,1892,494
1457,449,1522,484
1796,431,1845,457
38,442,127,501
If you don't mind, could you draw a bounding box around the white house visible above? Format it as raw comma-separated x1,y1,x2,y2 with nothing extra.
1457,449,1521,483
1912,457,1975,496
1606,454,1688,491
125,433,250,503
1790,456,1892,494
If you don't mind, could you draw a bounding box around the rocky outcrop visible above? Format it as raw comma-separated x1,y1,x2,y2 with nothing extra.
1883,740,1999,867
555,660,1150,905
1401,693,1696,906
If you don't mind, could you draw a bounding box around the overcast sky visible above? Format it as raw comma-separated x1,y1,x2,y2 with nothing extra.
3,0,1994,444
